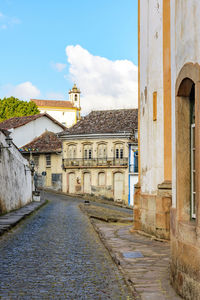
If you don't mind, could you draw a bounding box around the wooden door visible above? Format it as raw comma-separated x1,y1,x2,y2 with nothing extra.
114,172,123,201
69,173,75,194
83,173,91,194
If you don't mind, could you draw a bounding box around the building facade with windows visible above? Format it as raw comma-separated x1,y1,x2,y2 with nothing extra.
59,109,138,205
20,131,63,191
31,84,81,128
137,0,200,298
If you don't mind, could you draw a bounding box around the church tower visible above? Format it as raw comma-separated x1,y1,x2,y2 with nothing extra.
69,83,81,109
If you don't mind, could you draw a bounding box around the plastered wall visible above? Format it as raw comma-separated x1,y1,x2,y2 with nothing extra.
140,0,164,194
40,109,76,128
11,116,64,148
0,131,32,213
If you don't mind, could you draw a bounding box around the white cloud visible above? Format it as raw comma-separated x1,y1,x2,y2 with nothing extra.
65,45,138,114
0,11,21,30
51,62,66,72
0,82,41,100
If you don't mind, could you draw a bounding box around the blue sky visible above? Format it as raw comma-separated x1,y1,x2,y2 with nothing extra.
0,0,138,112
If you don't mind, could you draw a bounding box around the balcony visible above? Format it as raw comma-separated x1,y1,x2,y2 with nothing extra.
63,157,128,168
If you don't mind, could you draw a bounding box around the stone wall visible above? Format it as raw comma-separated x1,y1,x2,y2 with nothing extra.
134,182,171,240
0,131,32,214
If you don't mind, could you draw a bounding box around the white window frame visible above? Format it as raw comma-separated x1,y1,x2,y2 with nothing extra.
191,123,196,219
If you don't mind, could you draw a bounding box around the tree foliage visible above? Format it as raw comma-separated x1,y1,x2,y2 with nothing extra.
0,97,40,121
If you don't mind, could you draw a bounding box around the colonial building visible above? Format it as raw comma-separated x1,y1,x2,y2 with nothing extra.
20,131,63,191
137,0,200,298
31,84,81,128
59,109,138,205
135,0,172,240
0,113,65,148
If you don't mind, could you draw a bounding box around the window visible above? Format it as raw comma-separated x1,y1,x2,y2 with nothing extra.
75,94,77,101
116,149,119,159
98,172,106,186
115,144,123,159
120,149,123,159
190,87,196,219
98,144,107,158
33,155,39,166
52,173,62,191
191,124,196,218
52,173,62,183
89,149,92,159
68,145,76,159
134,151,138,173
46,154,51,167
83,144,92,160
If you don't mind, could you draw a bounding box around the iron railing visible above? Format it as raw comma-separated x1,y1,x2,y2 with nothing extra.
63,157,128,168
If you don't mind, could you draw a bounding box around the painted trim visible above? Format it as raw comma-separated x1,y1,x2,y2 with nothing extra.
138,0,140,182
163,0,172,181
38,106,77,111
128,173,130,206
59,133,132,140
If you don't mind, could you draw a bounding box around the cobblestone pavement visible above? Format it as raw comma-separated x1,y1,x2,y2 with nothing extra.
93,222,182,300
0,193,133,299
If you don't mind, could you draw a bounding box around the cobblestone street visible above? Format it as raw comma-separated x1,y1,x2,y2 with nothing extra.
0,192,132,299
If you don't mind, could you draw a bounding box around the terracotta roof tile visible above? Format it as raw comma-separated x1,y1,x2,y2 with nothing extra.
0,113,66,130
31,99,75,108
20,131,62,153
59,109,138,136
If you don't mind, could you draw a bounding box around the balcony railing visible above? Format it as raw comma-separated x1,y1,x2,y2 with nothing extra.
63,157,128,168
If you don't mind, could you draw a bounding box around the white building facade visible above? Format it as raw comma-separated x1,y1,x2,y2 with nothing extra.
0,114,65,148
0,130,32,213
31,84,81,128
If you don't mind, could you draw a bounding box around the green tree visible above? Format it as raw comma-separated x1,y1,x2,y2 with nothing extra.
0,97,40,121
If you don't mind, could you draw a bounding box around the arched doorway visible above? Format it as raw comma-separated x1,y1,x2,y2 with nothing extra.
68,173,75,194
171,62,200,300
83,172,91,194
114,172,124,201
175,64,200,221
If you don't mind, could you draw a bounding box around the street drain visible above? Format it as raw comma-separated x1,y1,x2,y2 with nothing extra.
123,251,144,258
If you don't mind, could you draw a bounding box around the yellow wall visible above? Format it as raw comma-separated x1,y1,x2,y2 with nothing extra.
34,153,62,188
62,138,130,204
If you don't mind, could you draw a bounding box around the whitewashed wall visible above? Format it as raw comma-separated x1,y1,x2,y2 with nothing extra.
10,116,64,148
170,0,200,207
39,109,76,128
0,131,32,213
140,0,164,194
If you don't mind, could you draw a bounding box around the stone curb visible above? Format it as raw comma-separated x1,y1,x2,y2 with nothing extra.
0,199,47,236
40,187,133,211
79,203,133,223
91,220,141,299
79,204,139,298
